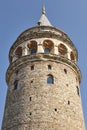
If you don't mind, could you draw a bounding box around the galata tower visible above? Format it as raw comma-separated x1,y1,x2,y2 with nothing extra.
2,6,85,130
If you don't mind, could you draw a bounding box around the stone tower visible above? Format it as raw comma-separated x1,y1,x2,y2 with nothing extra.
2,7,85,130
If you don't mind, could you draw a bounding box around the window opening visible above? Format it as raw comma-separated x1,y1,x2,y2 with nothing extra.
47,74,54,84
30,112,32,115
55,108,57,112
68,100,70,105
58,43,67,55
43,40,54,54
14,80,18,90
48,65,51,70
64,69,67,74
30,97,32,101
76,86,80,96
31,80,33,83
37,22,41,25
31,65,34,70
27,41,37,55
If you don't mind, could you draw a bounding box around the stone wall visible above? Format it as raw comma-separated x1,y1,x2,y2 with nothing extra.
2,56,85,130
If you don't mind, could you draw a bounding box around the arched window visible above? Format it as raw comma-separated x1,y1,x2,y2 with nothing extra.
14,80,19,90
15,46,22,58
70,51,75,61
43,40,54,54
58,43,67,55
27,41,37,55
47,74,54,84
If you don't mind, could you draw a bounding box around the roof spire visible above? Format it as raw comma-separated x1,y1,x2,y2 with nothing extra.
36,5,52,26
42,5,46,15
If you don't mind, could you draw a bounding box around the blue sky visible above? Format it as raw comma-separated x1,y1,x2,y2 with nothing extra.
0,0,87,129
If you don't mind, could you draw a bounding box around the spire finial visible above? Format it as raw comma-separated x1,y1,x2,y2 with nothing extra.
42,5,46,14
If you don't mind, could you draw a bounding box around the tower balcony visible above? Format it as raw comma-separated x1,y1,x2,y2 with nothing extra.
9,27,78,64
9,39,77,64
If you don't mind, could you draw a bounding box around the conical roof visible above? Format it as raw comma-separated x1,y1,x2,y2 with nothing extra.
36,6,52,26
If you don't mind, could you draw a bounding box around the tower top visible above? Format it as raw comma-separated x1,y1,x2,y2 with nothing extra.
42,5,46,14
36,6,52,26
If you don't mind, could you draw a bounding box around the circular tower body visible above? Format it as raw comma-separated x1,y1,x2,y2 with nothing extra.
2,8,85,130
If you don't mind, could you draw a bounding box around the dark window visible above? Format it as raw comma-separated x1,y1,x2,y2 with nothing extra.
44,48,50,54
64,69,67,74
37,22,41,25
14,80,18,90
31,65,34,70
55,108,57,112
48,65,51,70
68,100,70,105
30,112,32,115
76,86,80,96
31,80,33,83
47,75,54,84
30,97,32,101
